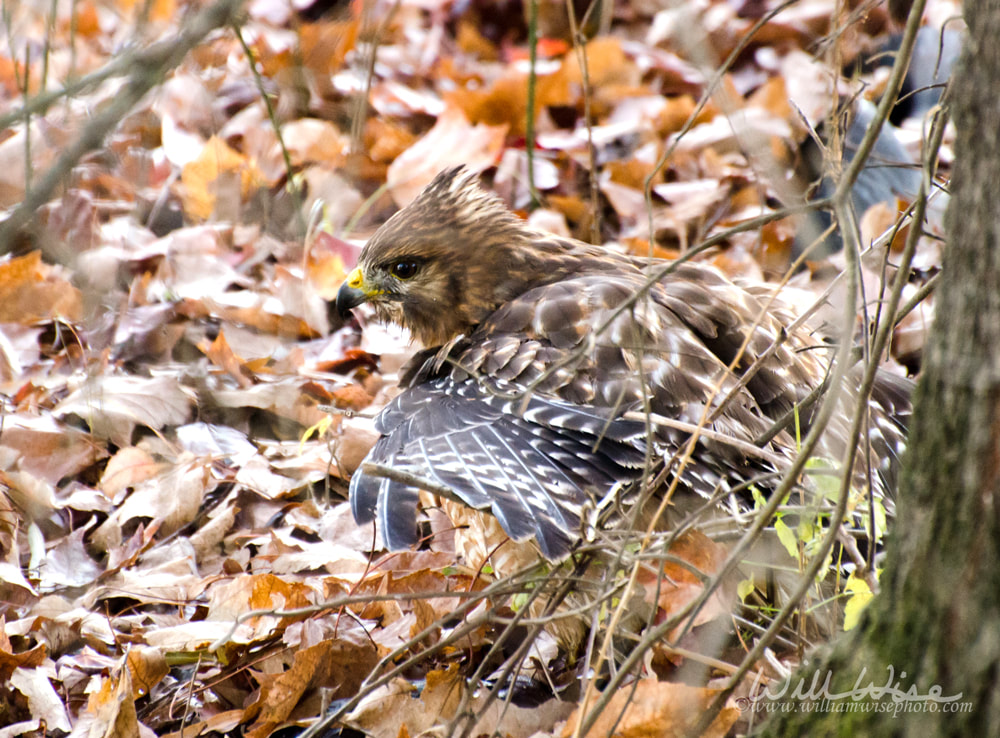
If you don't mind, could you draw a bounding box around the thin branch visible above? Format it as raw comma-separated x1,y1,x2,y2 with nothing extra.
0,0,248,258
564,0,601,243
233,22,306,237
525,0,540,205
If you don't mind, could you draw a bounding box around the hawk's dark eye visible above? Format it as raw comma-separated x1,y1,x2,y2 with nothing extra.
390,261,419,279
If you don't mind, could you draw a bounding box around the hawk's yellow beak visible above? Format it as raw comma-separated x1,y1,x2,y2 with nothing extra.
336,267,371,317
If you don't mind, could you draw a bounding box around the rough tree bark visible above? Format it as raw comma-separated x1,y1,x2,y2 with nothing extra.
756,0,1000,734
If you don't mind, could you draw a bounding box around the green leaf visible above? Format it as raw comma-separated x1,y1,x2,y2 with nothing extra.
737,577,756,603
797,518,820,545
873,498,888,542
300,414,333,447
774,518,799,560
805,456,841,502
843,573,874,631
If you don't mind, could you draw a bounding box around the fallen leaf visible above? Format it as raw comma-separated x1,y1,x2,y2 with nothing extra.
562,680,739,738
55,374,194,446
99,447,165,499
0,251,82,323
125,647,169,699
9,667,72,733
91,457,213,550
386,107,507,207
86,663,141,738
279,118,350,168
181,136,268,221
200,329,255,388
635,530,735,639
0,413,106,485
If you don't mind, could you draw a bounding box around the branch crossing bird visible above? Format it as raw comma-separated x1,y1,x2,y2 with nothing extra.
335,167,910,605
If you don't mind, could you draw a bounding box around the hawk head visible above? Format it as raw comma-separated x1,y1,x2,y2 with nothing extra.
335,168,529,346
336,167,610,346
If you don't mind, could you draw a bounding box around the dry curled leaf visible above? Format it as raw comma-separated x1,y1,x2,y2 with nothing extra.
562,680,740,738
55,374,194,446
0,251,82,324
386,107,507,207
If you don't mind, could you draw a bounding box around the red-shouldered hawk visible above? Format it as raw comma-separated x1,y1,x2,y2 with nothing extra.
336,168,909,574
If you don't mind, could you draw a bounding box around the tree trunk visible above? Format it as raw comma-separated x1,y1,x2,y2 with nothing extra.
756,0,1000,734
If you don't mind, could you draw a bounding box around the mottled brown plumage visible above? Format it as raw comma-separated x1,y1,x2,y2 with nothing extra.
338,169,626,348
336,168,910,567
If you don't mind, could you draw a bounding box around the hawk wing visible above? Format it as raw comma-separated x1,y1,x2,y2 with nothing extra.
350,267,836,558
350,374,648,558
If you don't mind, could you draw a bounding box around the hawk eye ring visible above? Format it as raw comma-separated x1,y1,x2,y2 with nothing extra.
391,261,419,279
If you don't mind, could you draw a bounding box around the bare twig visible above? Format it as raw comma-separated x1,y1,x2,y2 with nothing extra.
564,0,601,243
525,0,541,205
233,22,306,237
0,0,248,258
